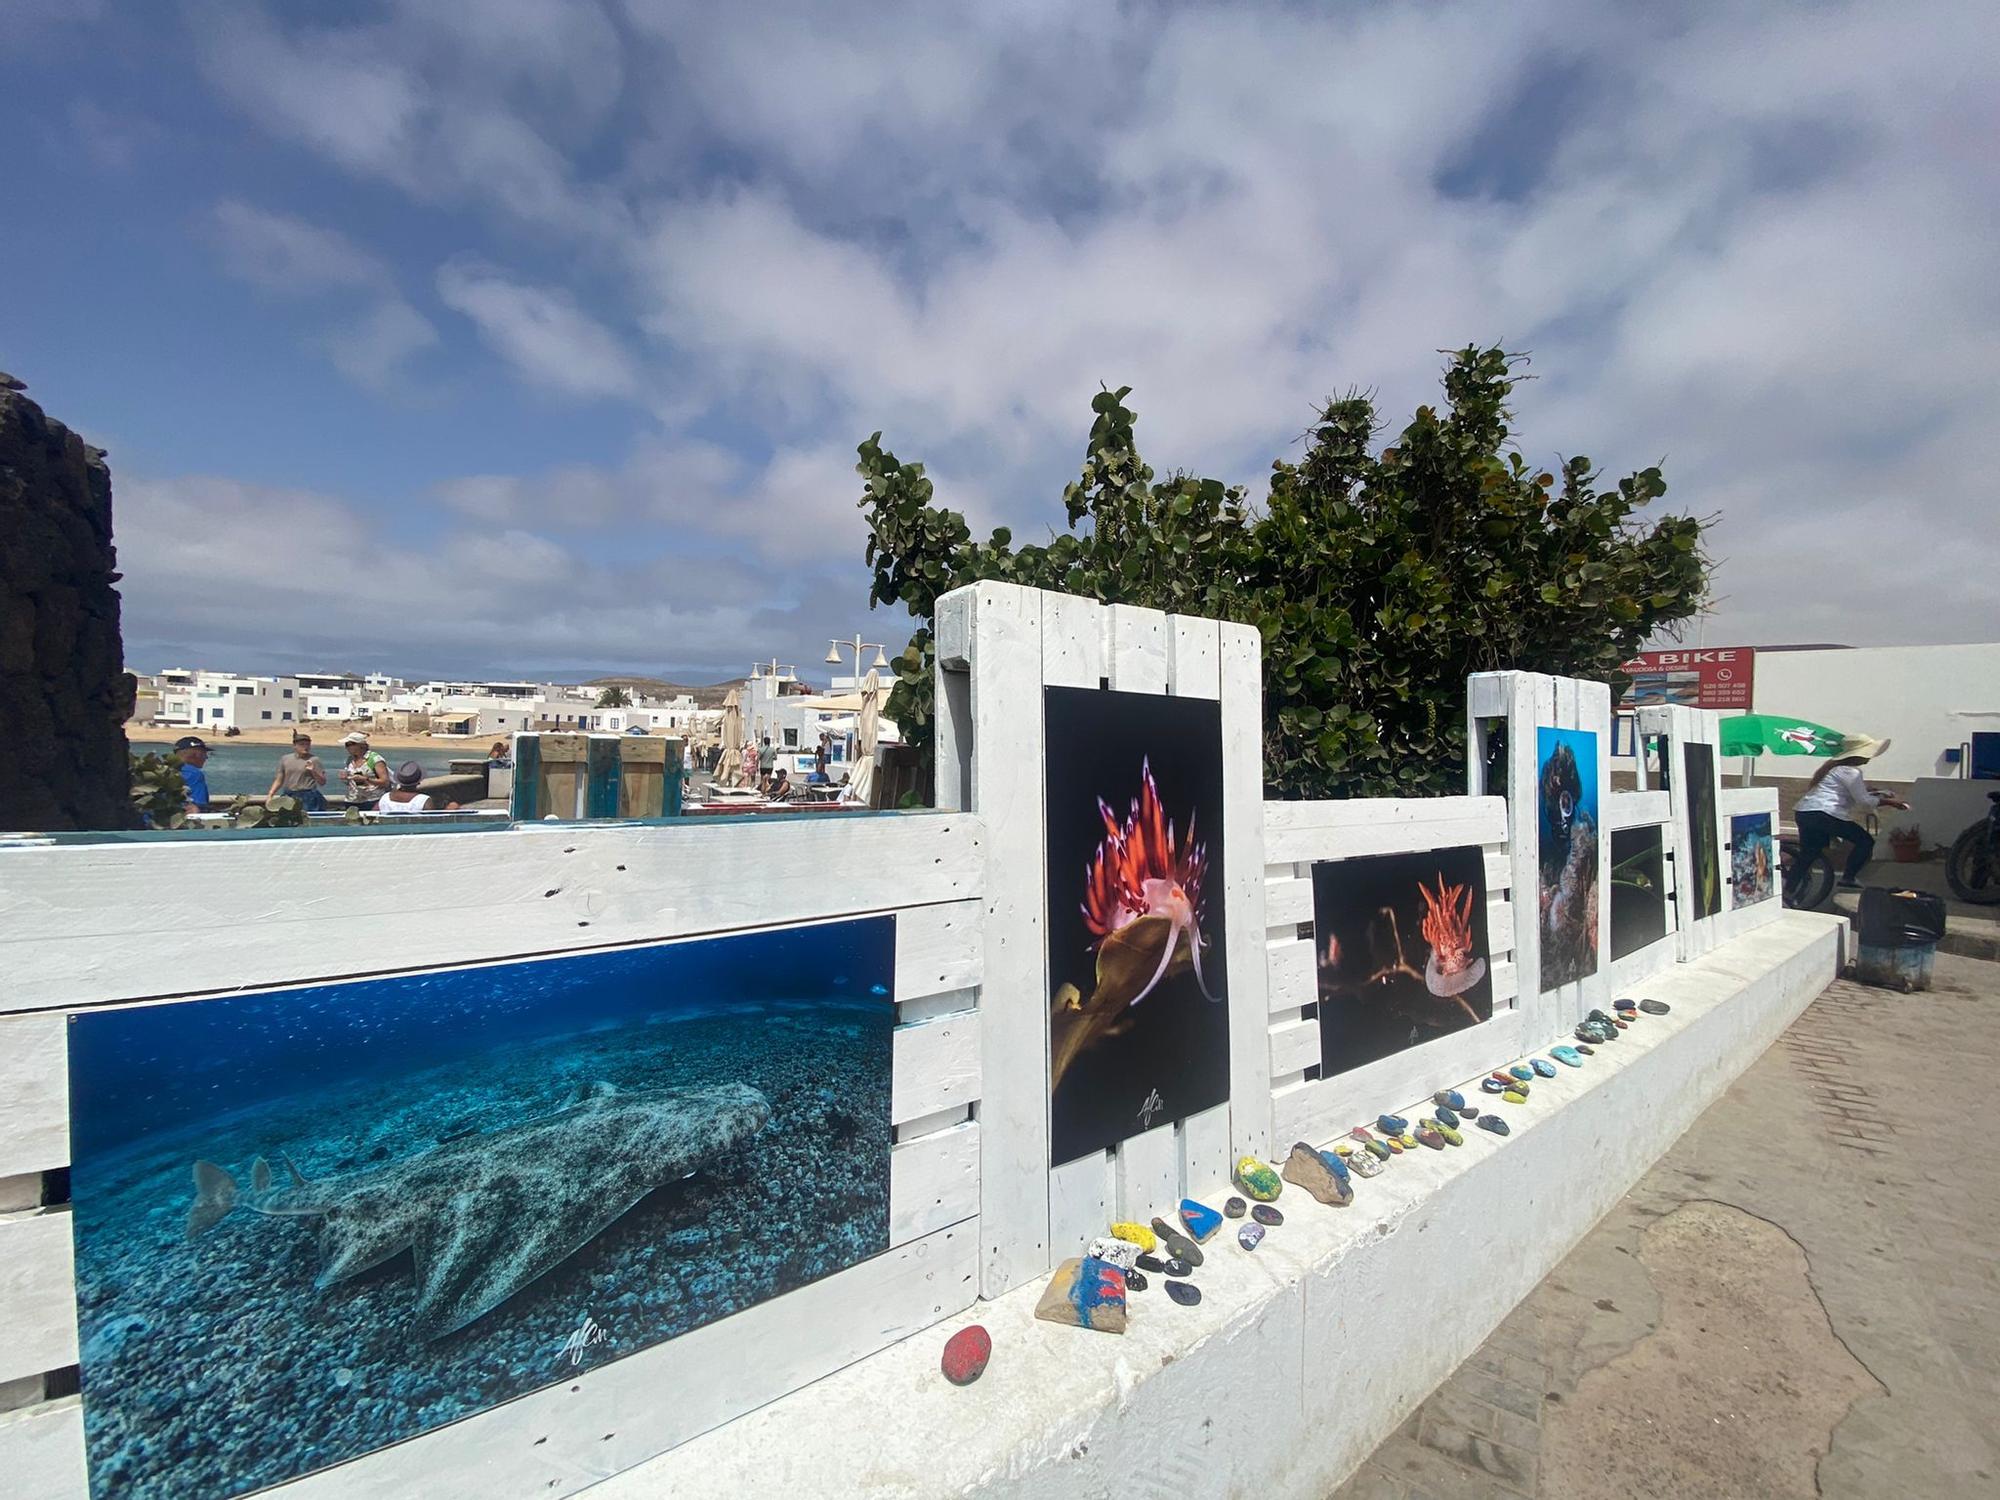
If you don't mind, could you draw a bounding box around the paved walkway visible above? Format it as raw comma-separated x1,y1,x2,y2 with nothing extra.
1334,950,2000,1500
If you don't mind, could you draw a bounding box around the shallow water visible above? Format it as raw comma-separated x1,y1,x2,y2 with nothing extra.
130,741,465,799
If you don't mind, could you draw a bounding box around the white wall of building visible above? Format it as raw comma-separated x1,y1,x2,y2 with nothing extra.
1744,643,2000,781
171,673,302,730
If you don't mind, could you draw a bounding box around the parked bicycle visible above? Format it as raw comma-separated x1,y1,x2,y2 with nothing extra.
1780,830,1837,910
1945,791,2000,904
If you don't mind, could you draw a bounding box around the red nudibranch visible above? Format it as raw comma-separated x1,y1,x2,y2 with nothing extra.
1080,758,1217,1007
1418,873,1487,997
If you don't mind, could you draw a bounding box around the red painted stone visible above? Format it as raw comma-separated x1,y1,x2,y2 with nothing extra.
941,1324,992,1386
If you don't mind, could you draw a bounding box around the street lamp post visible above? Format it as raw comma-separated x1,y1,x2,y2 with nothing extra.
825,635,890,682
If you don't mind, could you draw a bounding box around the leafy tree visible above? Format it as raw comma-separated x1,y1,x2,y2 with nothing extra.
595,686,632,708
858,345,1709,798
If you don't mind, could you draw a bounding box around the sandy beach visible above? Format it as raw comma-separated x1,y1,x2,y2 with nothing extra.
125,721,480,753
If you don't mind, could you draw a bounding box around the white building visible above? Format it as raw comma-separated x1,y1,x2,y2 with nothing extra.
155,672,302,730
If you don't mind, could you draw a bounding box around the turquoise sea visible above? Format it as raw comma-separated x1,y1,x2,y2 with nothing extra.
130,741,466,799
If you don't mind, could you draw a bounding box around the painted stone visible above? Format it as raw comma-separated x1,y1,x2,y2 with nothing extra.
941,1325,993,1385
1166,1280,1203,1306
1110,1221,1157,1253
1481,1077,1507,1094
1434,1089,1468,1112
1414,1125,1446,1150
1125,1269,1149,1292
1477,1114,1511,1136
1135,1253,1167,1274
1163,1256,1193,1278
1436,1105,1459,1128
1087,1236,1141,1271
1508,1065,1534,1083
1433,1122,1464,1147
1575,1043,1596,1055
1614,1019,1630,1029
1252,1203,1284,1227
1179,1199,1224,1244
1319,1147,1351,1183
1531,1058,1557,1079
1588,1009,1617,1026
1551,1046,1583,1068
1502,1089,1528,1105
1034,1256,1128,1334
1640,999,1672,1015
1459,1104,1480,1120
1377,1114,1409,1136
1238,1222,1266,1250
1343,1147,1384,1178
1150,1217,1205,1267
1282,1142,1352,1206
1384,1136,1405,1153
1614,997,1637,1012
1235,1156,1284,1202
1224,1196,1248,1219
1396,1133,1418,1151
1364,1138,1392,1160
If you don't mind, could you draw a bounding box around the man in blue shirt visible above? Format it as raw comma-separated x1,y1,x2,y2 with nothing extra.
174,735,212,812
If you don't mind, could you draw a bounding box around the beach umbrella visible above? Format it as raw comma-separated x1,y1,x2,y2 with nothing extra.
1717,714,1850,758
718,688,744,786
849,669,881,806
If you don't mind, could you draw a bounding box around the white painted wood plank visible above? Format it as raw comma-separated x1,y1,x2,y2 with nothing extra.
893,899,984,1003
1112,1121,1179,1225
286,1221,979,1500
1610,791,1671,830
0,815,986,1013
1039,589,1106,690
1107,604,1170,693
0,1016,67,1179
1486,897,1515,954
1506,673,1545,1035
1266,937,1317,1014
891,1012,981,1125
0,1397,85,1500
1220,620,1272,1161
1465,673,1510,719
1178,1102,1232,1206
934,588,973,671
1490,958,1519,1005
1482,850,1511,899
1579,679,1615,1024
1166,615,1222,700
1263,875,1313,930
962,583,1050,1297
934,592,973,813
889,1121,980,1243
1268,1015,1320,1078
1047,1152,1110,1262
0,1211,75,1386
1262,796,1508,865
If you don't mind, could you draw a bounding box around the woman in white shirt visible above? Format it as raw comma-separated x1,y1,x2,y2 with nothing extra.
377,761,432,815
1789,743,1910,895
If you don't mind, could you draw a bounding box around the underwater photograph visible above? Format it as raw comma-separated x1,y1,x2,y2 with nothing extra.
1684,742,1723,918
1732,812,1775,906
1536,726,1601,988
66,918,896,1500
1313,844,1492,1077
1610,824,1670,960
1044,685,1229,1168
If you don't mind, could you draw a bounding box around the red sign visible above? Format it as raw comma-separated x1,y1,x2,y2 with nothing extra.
1620,648,1755,709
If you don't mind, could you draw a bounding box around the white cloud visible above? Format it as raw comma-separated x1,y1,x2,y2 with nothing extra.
213,200,389,291
323,299,441,391
436,258,639,399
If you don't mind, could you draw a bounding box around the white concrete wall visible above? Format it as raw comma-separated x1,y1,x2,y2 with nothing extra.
1745,643,2000,782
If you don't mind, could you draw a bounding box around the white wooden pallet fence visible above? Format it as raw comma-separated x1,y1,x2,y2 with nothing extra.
1716,784,1785,943
1634,704,1731,961
934,583,1267,1299
1262,796,1518,1151
1607,789,1681,991
0,812,989,1500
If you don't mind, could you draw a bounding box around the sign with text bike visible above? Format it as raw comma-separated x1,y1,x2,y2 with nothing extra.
1620,648,1755,710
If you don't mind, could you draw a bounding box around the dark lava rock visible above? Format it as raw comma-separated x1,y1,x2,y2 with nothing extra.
1166,1280,1202,1306
1135,1254,1166,1275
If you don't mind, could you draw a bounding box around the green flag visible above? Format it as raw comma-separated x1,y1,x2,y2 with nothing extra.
1717,714,1848,758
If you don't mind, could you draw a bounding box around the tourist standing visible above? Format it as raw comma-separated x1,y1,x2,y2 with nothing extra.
338,732,390,807
741,738,759,789
267,732,328,812
174,735,211,812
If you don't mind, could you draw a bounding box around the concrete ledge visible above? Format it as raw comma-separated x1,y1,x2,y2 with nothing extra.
589,910,1844,1500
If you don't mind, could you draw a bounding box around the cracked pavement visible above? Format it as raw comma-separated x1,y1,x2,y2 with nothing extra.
1332,950,2000,1499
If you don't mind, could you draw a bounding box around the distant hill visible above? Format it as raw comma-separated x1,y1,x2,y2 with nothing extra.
578,675,746,708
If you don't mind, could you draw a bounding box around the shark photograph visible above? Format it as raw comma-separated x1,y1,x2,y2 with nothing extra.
66,919,895,1500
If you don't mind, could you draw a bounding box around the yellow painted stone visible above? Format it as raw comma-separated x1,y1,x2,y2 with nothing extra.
1503,1089,1528,1104
1110,1221,1157,1253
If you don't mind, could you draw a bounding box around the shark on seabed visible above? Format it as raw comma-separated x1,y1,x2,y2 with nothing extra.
185,1081,772,1339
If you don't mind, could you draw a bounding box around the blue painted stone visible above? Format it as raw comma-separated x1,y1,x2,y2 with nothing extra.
1551,1046,1583,1068
1640,998,1671,1015
1238,1222,1266,1250
1531,1058,1557,1078
1481,1077,1507,1094
1434,1089,1468,1112
1477,1114,1512,1137
1436,1106,1459,1127
1319,1148,1350,1182
1614,997,1637,1012
1178,1198,1223,1244
1508,1065,1534,1082
1251,1203,1283,1227
1166,1279,1203,1306
1588,1009,1617,1026
1224,1196,1248,1218
1377,1114,1409,1136
1163,1256,1193,1278
1033,1255,1128,1333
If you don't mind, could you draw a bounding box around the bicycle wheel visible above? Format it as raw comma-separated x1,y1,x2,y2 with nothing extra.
1945,824,2000,904
1782,846,1836,910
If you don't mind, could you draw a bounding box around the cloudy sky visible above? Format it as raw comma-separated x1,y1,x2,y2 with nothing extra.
4,1,1996,683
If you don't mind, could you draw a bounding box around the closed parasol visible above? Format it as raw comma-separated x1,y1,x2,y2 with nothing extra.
717,688,744,787
848,669,881,806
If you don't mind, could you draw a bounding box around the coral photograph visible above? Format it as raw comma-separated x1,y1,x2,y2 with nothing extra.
1610,824,1670,960
1313,845,1493,1077
1732,811,1775,906
1044,686,1229,1167
1537,726,1602,987
1684,742,1723,918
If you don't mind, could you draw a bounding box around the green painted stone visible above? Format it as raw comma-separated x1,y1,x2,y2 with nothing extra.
1234,1155,1283,1202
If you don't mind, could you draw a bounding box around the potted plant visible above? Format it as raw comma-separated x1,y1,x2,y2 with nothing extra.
1888,825,1923,862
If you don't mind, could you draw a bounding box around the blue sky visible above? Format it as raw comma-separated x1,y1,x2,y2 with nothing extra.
4,1,1996,683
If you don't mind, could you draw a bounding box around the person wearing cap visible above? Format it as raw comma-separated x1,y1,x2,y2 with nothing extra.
338,732,390,806
377,761,432,815
1790,735,1911,895
267,732,328,812
173,736,211,812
